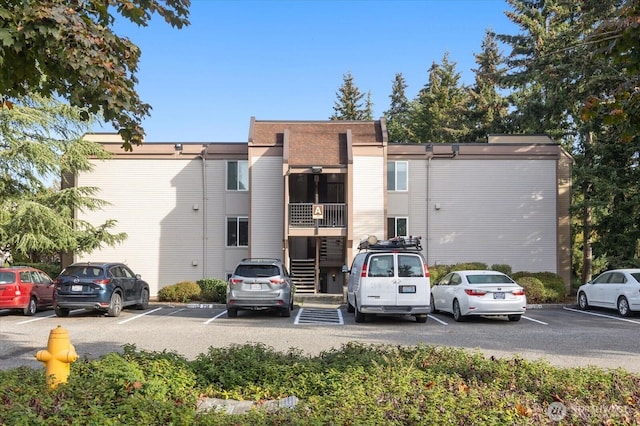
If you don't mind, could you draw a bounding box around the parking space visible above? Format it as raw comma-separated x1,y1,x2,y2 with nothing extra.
2,304,639,373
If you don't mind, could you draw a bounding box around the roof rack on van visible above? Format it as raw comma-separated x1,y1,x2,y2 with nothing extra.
358,235,423,251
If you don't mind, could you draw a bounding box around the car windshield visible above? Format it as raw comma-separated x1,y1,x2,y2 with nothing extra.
466,274,514,284
0,271,16,284
235,265,280,278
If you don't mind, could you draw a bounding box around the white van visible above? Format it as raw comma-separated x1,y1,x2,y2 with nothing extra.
342,236,430,323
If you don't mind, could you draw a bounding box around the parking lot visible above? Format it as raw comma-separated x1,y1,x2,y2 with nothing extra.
1,303,639,374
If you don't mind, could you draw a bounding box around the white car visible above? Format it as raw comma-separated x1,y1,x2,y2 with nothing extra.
577,269,640,317
430,270,526,322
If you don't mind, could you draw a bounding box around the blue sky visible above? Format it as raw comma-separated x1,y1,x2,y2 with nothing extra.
96,0,519,143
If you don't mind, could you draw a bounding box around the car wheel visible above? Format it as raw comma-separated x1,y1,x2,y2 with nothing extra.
415,314,427,323
617,296,631,317
136,288,150,310
54,306,70,317
347,299,355,313
280,305,291,317
508,314,522,322
355,301,366,323
290,296,295,311
23,297,37,316
430,294,438,314
452,299,465,322
578,292,589,310
107,292,123,317
227,307,238,318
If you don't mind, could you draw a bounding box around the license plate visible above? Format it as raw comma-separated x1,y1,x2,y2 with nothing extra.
399,285,416,294
251,283,262,290
71,284,83,292
493,292,505,299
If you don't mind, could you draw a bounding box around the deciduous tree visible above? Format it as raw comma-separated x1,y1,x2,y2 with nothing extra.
0,0,190,151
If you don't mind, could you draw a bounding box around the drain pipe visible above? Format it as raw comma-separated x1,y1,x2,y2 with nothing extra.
426,155,432,265
198,153,207,278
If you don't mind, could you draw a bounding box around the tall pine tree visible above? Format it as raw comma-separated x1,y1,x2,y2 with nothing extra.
330,73,372,120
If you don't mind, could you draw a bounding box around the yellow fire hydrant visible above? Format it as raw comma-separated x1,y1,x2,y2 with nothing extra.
35,325,78,388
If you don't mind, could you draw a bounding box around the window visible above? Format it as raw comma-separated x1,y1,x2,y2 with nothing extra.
227,217,248,247
388,217,408,238
368,254,395,277
398,254,424,277
227,160,248,191
387,161,408,191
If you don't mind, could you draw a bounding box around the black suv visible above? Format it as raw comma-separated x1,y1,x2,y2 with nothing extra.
226,258,295,318
54,262,150,317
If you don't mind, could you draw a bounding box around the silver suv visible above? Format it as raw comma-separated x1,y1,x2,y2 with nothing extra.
226,258,295,318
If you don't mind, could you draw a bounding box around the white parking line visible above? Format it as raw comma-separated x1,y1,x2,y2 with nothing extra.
563,306,640,324
15,313,56,325
15,308,86,324
427,314,448,325
167,308,186,316
118,307,163,324
522,315,548,325
204,310,228,324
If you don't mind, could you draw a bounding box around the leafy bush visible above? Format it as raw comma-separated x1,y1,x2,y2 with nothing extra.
157,281,201,302
516,276,545,303
512,271,567,302
2,343,639,425
11,262,62,279
491,264,512,275
197,278,227,303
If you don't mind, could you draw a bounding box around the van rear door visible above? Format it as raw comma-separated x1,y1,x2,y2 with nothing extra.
396,253,430,306
362,254,397,306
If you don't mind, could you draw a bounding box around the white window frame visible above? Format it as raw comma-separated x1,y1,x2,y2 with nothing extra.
388,217,408,238
227,160,248,191
387,161,408,192
226,216,248,247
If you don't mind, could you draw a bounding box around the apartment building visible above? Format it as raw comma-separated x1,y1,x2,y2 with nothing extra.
69,117,573,296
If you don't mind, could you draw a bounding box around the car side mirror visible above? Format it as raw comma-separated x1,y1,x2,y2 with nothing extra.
341,265,349,273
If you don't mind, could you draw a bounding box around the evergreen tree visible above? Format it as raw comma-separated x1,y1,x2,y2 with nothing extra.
384,73,412,143
0,95,126,263
466,29,509,142
330,73,371,120
410,52,470,143
499,0,627,278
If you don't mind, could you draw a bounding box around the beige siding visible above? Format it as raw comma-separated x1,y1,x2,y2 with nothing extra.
387,159,428,240
202,160,250,279
76,159,205,296
249,156,284,259
352,156,385,249
428,160,557,273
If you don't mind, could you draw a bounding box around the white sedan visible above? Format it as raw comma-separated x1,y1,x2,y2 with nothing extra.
430,270,527,322
577,269,640,317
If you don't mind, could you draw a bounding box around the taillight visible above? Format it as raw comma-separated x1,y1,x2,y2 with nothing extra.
230,278,242,285
512,289,525,296
423,265,430,278
465,289,487,296
270,278,285,285
94,279,110,285
361,263,368,278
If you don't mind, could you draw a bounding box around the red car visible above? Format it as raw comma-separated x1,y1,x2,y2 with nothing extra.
0,266,55,315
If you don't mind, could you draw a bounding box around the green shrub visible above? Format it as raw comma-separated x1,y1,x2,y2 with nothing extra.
2,343,640,424
512,271,567,302
157,281,201,302
197,278,228,303
516,276,545,303
491,264,512,275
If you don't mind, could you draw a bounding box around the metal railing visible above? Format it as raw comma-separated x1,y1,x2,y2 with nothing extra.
289,203,346,228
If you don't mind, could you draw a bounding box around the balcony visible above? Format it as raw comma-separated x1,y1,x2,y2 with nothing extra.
289,203,346,228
